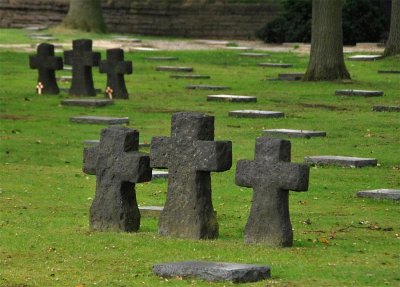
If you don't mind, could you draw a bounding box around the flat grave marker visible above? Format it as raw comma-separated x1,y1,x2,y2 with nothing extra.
258,63,293,68
378,70,400,74
83,126,152,231
153,261,271,283
357,189,400,201
156,66,193,72
239,53,270,58
335,89,384,97
30,36,58,41
194,40,230,45
152,170,169,179
229,110,284,118
373,105,400,112
70,116,129,125
207,95,257,103
61,99,113,107
57,76,72,82
111,36,141,43
304,155,377,168
263,129,326,138
145,57,178,61
170,74,210,79
278,73,304,81
24,25,48,31
225,46,253,51
27,33,52,38
130,47,160,51
186,85,230,90
348,55,383,61
139,206,164,217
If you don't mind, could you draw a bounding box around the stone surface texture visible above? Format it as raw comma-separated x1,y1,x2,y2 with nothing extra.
207,95,257,102
145,57,178,61
64,39,101,96
229,110,284,118
153,261,271,283
357,189,400,201
83,126,152,232
278,73,304,81
29,43,63,94
156,66,193,72
99,48,132,99
236,137,309,246
335,89,384,97
70,116,129,125
171,74,210,79
378,70,400,74
263,129,326,138
304,156,377,168
258,63,292,68
373,105,400,112
150,112,232,239
348,55,383,61
61,99,113,107
186,85,230,90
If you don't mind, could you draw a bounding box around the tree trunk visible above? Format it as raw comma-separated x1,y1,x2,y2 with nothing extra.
61,0,106,33
304,0,350,81
384,0,400,56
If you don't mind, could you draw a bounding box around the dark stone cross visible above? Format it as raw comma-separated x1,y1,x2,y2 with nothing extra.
83,126,152,232
64,39,100,96
99,48,132,99
235,137,309,247
150,112,232,239
29,43,63,94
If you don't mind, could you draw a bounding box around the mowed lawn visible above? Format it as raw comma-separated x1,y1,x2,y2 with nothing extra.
0,29,399,287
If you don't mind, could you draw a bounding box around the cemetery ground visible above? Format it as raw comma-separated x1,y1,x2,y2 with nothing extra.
0,28,399,286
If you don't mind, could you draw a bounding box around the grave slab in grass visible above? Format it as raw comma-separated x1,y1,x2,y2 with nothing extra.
357,189,400,201
170,74,210,79
139,206,163,217
304,156,377,168
335,89,384,97
373,105,400,112
130,47,160,51
84,139,150,148
70,116,129,125
63,66,72,71
145,57,178,61
156,66,193,72
186,85,230,90
348,55,383,61
152,170,169,179
194,40,230,45
24,25,48,31
258,63,293,68
378,70,400,74
229,110,284,118
31,36,58,41
27,33,52,38
207,95,257,103
225,46,253,51
263,129,326,138
57,76,72,82
239,53,270,57
61,99,113,107
153,261,271,283
111,37,141,43
278,73,304,81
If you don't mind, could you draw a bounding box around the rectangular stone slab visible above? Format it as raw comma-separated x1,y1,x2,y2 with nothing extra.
130,47,160,51
378,70,400,74
258,63,293,68
152,170,169,179
27,33,52,38
57,76,72,82
145,57,178,61
229,110,284,118
70,116,129,125
225,46,253,51
139,206,164,217
31,36,58,41
373,105,400,112
335,90,384,97
153,261,271,283
278,73,304,81
170,74,210,79
186,85,230,90
112,37,141,42
24,25,48,31
61,99,114,107
263,129,326,138
84,139,150,148
357,189,400,201
239,53,270,57
348,55,383,61
207,95,257,103
156,66,193,72
304,156,377,168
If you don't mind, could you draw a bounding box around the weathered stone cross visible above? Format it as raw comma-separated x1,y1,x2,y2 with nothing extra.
29,43,63,94
235,137,309,247
83,126,152,232
64,39,100,96
150,112,232,239
99,48,132,99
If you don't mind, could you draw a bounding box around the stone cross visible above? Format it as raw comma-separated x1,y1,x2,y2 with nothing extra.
83,126,152,232
64,39,100,96
150,112,232,239
29,43,63,94
235,137,309,247
99,48,132,99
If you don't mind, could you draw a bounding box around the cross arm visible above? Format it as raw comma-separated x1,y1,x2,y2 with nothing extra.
83,145,99,175
279,162,309,192
119,152,152,183
235,159,254,187
63,50,73,65
29,55,39,69
150,137,172,168
116,61,133,75
44,56,63,70
83,51,101,66
194,140,232,172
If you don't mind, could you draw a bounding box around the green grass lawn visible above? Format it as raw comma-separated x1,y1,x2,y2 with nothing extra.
0,29,399,287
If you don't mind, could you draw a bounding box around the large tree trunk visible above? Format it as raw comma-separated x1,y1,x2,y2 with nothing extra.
384,0,400,56
304,0,350,81
61,0,106,33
